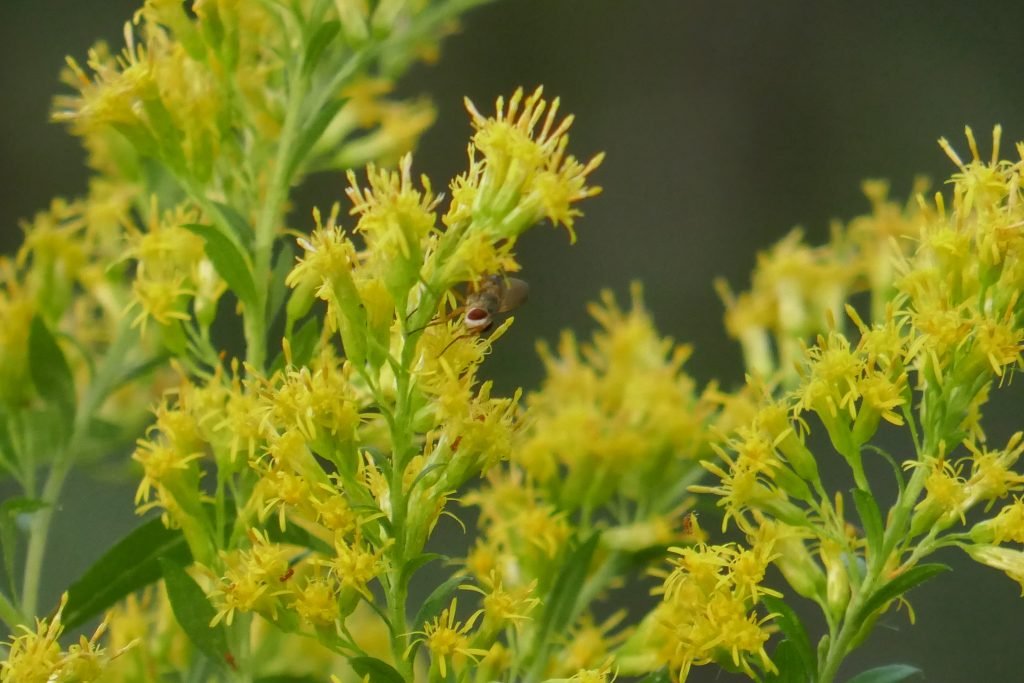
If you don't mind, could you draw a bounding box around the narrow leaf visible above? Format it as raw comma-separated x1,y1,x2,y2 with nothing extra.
63,518,190,630
0,410,18,474
210,200,254,248
267,242,296,324
0,497,48,517
636,669,672,683
28,317,76,425
348,656,405,683
862,563,951,619
110,354,170,393
764,639,807,683
302,20,341,76
159,558,231,669
288,317,319,367
529,532,600,665
400,552,444,589
182,223,258,309
286,97,346,180
851,489,884,562
846,663,923,683
762,595,815,679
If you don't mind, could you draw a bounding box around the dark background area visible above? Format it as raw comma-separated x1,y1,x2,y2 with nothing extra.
3,2,1024,681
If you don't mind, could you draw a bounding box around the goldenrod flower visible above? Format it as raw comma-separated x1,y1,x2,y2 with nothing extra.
289,573,341,626
649,542,777,681
459,86,603,242
965,545,1024,594
964,433,1024,506
207,530,293,626
0,594,127,683
409,598,487,678
346,154,440,293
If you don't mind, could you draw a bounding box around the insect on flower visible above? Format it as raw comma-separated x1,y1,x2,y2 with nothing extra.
431,274,529,356
462,274,530,334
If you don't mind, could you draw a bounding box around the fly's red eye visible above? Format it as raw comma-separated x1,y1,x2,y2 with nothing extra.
466,307,488,321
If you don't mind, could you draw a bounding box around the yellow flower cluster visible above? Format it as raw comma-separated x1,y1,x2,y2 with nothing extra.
516,284,713,516
54,1,436,188
459,287,715,678
0,594,130,683
689,127,1024,681
636,539,779,681
121,84,601,680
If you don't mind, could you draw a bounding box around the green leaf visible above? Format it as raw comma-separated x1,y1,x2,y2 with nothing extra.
530,533,600,663
764,639,807,683
400,552,445,589
846,663,923,683
209,200,254,249
28,316,76,426
411,574,469,639
159,558,231,669
348,656,405,683
63,518,190,630
0,410,18,476
302,20,341,76
762,595,815,680
286,97,346,180
182,223,258,309
861,563,951,619
865,445,906,496
0,497,48,517
851,488,884,562
288,317,320,367
254,677,321,683
109,354,170,393
267,242,296,324
18,407,65,468
271,315,321,375
636,669,672,683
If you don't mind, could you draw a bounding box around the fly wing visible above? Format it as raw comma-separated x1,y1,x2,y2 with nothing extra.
498,277,530,313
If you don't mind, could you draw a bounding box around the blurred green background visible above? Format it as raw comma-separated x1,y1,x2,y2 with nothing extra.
3,2,1024,681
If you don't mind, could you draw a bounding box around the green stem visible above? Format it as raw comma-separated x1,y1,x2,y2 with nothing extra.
230,612,253,683
19,458,69,618
818,452,931,682
817,573,877,683
386,360,415,680
20,321,137,617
